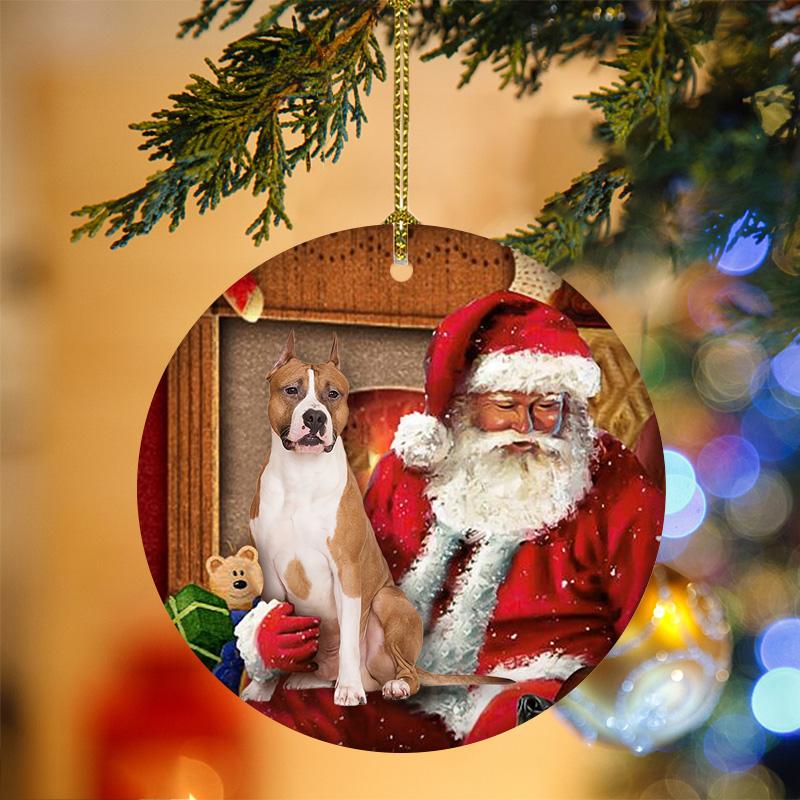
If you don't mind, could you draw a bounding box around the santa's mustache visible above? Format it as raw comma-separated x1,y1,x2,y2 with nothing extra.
460,427,569,458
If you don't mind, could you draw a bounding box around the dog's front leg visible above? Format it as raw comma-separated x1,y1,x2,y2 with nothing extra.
330,567,366,706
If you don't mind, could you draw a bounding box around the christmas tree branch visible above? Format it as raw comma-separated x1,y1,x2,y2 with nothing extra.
404,0,628,97
178,0,266,38
504,1,720,267
579,2,713,150
71,1,387,248
500,164,628,267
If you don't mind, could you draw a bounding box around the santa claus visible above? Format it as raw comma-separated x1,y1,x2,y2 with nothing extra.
242,291,664,751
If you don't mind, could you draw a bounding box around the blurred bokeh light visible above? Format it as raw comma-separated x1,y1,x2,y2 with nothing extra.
757,619,800,671
667,516,730,580
771,338,800,397
664,449,697,514
697,435,760,498
707,766,785,800
703,712,767,773
663,485,707,539
735,565,797,633
724,471,793,540
693,335,765,411
741,407,800,462
751,669,800,734
711,212,771,276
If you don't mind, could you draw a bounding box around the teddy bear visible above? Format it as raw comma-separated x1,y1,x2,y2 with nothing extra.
205,545,264,611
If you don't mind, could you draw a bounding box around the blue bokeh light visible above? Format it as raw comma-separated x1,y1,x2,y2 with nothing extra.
712,212,771,276
751,385,798,421
663,485,707,539
772,338,800,397
703,713,766,773
664,449,698,515
741,407,800,462
758,618,800,671
697,435,761,498
751,668,800,733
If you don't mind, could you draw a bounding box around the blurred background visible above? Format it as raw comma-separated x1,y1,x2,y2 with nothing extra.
2,1,798,798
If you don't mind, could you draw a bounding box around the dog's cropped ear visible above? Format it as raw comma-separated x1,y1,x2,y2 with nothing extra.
205,555,225,575
267,330,295,379
328,333,340,368
236,545,259,562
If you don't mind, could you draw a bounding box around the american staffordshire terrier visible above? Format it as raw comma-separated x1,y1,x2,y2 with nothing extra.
246,331,511,706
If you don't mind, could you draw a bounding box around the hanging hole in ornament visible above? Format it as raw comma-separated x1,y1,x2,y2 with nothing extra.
390,257,413,283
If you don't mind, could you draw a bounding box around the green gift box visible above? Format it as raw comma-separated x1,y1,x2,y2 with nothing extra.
165,584,234,669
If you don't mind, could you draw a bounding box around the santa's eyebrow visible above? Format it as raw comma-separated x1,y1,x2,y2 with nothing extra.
487,392,515,402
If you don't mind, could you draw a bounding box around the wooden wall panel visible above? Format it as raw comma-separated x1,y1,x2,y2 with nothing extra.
167,314,219,594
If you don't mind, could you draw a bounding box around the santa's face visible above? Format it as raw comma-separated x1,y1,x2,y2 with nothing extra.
470,391,565,453
426,393,596,537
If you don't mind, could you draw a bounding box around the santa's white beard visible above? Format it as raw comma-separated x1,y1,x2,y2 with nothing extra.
424,409,597,540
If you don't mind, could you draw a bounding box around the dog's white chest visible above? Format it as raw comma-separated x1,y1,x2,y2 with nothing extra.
251,437,347,615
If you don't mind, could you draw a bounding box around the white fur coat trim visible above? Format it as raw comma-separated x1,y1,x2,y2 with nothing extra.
391,411,452,470
466,350,601,399
235,598,280,684
417,651,588,740
399,522,464,626
418,534,519,675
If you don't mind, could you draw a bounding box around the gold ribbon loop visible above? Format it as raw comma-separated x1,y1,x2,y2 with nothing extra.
385,0,416,268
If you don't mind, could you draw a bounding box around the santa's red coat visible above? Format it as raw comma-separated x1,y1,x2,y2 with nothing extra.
247,431,663,751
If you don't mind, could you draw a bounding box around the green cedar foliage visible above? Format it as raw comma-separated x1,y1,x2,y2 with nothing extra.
501,2,721,266
405,0,627,96
71,1,386,248
71,1,800,346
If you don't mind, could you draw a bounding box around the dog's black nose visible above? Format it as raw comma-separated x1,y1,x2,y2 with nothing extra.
232,579,247,590
302,409,327,435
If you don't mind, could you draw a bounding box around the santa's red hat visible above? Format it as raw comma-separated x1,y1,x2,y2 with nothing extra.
391,290,602,469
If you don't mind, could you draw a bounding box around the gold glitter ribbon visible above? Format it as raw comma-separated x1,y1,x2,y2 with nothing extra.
384,0,417,265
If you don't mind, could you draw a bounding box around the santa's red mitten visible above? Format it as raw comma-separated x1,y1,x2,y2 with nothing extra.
463,678,563,745
256,601,320,672
235,599,320,688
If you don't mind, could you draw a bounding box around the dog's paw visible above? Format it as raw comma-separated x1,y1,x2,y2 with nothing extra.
382,679,411,700
334,682,367,706
241,678,278,703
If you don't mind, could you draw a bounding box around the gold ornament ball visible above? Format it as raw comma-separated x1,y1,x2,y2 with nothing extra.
390,258,414,283
558,565,732,754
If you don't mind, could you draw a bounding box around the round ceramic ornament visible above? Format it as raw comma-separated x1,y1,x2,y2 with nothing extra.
137,223,668,752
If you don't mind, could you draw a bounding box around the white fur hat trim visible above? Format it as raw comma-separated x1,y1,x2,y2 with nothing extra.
466,350,601,400
391,411,452,470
